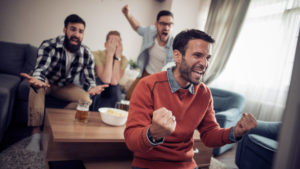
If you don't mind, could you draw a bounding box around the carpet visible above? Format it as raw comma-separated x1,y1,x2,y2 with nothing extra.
0,137,227,169
0,137,46,169
209,157,228,169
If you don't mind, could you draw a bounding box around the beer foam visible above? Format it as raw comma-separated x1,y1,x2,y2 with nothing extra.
77,105,89,111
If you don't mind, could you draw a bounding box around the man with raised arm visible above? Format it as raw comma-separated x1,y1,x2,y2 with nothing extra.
122,5,175,100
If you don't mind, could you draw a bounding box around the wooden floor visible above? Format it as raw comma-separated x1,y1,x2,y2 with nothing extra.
215,144,238,169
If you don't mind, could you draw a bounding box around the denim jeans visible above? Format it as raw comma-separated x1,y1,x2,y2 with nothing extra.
90,78,122,111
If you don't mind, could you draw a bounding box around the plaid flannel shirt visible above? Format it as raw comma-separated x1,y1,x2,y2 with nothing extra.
32,36,96,91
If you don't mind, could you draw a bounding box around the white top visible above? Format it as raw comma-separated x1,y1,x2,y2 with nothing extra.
65,49,81,87
65,49,75,72
145,39,166,74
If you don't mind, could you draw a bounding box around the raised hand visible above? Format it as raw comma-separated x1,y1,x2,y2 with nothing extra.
234,113,258,138
149,107,176,140
20,73,50,89
121,4,140,31
122,4,130,17
88,84,109,96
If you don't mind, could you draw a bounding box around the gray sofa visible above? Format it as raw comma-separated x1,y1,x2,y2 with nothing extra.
0,41,37,145
0,41,69,151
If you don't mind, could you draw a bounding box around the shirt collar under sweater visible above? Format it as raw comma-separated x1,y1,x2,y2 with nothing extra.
167,66,194,94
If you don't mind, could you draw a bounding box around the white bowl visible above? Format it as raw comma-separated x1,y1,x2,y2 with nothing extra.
98,108,128,126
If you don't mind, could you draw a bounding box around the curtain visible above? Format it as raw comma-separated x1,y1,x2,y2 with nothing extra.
203,0,250,84
209,0,300,121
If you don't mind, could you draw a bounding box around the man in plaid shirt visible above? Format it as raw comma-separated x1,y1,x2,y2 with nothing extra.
20,14,108,152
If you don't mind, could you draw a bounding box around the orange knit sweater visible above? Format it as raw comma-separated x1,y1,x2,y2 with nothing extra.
124,71,232,169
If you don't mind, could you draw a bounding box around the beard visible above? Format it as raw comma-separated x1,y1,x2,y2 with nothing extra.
179,57,204,85
64,34,81,53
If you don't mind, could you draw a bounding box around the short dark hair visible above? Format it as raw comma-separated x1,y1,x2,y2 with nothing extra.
173,29,215,56
64,14,86,28
156,10,173,21
106,30,121,41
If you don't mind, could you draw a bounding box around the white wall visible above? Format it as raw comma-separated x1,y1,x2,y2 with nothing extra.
0,0,210,60
170,0,208,36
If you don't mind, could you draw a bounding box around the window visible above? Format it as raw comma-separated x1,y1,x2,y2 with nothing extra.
210,0,300,121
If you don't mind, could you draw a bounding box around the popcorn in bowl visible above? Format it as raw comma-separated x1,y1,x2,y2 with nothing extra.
98,108,128,126
106,109,126,117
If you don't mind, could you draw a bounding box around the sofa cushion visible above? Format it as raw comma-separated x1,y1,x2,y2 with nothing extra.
22,44,37,74
215,108,241,124
210,87,245,112
248,134,278,152
0,74,21,142
0,41,37,76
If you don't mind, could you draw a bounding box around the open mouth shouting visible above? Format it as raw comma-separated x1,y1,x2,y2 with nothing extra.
70,36,80,45
160,31,169,41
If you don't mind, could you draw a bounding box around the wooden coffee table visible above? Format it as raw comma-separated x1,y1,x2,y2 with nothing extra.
43,108,212,169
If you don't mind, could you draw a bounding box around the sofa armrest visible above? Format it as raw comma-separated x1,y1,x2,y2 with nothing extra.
235,132,277,169
248,120,281,140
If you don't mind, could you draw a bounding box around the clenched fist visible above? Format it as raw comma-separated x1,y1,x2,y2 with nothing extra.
149,107,176,140
234,113,257,138
122,5,130,17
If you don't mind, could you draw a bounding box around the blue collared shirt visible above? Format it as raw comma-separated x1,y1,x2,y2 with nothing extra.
136,25,174,77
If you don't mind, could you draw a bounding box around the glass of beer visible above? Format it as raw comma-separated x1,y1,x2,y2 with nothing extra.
115,100,130,111
75,100,91,123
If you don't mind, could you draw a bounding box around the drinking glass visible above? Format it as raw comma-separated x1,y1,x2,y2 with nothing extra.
115,100,130,111
75,100,91,123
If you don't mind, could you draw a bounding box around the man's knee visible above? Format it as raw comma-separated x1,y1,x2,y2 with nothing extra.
79,93,93,104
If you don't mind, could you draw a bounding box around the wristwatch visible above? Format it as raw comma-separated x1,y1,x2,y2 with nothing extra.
114,56,121,61
147,127,164,145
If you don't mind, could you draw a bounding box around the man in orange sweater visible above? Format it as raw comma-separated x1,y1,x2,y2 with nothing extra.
124,29,257,169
